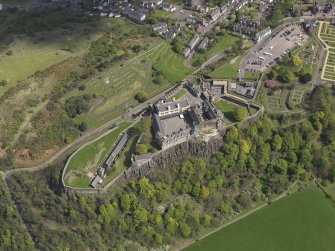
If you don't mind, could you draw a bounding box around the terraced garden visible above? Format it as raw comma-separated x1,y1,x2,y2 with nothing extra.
318,22,335,81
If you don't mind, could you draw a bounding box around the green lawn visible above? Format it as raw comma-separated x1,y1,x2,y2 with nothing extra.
64,121,132,188
209,57,241,79
207,34,239,55
215,99,245,123
190,33,238,66
184,187,335,251
0,34,95,97
156,48,194,83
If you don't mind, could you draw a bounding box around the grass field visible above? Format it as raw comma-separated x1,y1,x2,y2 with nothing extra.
215,99,240,124
157,47,194,83
184,187,335,251
190,33,239,66
209,56,241,79
64,121,132,188
0,32,96,97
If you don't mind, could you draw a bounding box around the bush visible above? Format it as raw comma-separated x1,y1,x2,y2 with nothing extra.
299,73,312,84
135,91,148,103
0,80,8,87
233,106,247,122
77,122,88,132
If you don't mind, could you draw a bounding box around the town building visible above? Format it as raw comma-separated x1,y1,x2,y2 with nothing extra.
123,7,146,22
209,8,221,21
161,3,176,12
255,26,271,42
196,37,209,51
188,34,200,50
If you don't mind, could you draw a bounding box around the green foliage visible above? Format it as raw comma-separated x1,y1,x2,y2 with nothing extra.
278,67,295,83
234,106,248,122
64,94,94,118
136,144,148,155
135,91,148,102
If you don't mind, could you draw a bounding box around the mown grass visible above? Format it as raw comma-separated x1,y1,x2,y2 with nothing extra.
156,48,194,83
209,57,241,79
184,187,335,251
214,100,240,123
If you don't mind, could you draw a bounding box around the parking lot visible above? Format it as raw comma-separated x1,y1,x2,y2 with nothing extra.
240,23,308,75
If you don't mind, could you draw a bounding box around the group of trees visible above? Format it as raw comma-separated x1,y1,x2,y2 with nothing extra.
64,94,95,118
3,86,335,250
267,54,312,84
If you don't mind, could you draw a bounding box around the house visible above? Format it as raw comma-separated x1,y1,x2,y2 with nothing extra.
259,3,267,13
140,0,163,9
255,26,271,42
123,7,146,22
152,22,168,34
161,3,176,12
196,37,209,51
184,0,203,11
209,8,221,21
188,34,200,50
182,47,191,57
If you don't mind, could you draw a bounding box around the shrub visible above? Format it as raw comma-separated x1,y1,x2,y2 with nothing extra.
135,91,148,103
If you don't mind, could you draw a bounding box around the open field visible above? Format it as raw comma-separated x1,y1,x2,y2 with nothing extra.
64,120,132,188
318,22,335,81
0,30,97,97
190,33,239,66
184,187,335,251
209,56,241,79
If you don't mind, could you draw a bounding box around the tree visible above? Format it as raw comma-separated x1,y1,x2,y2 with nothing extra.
77,122,88,132
272,134,283,151
234,106,247,122
291,54,302,67
179,222,191,237
239,139,250,154
136,144,148,155
268,69,278,80
299,73,312,84
278,67,295,83
135,91,148,102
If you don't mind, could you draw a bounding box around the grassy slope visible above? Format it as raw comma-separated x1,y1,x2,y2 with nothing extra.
157,48,194,83
184,187,335,251
0,31,97,97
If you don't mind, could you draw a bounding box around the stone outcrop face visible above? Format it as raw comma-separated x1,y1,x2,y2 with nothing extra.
126,135,224,178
